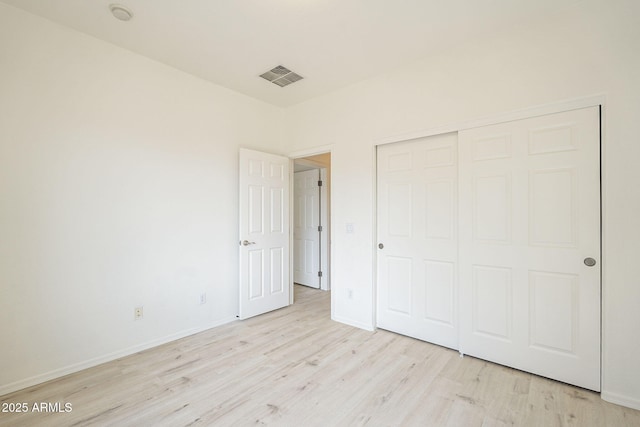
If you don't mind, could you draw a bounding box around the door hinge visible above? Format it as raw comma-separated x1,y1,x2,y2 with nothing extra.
318,180,323,187
318,271,323,277
318,225,323,232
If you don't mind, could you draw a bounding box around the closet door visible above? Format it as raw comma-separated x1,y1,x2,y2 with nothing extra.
377,133,458,349
458,106,601,391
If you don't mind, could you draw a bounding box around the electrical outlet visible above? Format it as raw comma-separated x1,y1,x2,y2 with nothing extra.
200,293,207,305
347,289,354,299
134,306,143,320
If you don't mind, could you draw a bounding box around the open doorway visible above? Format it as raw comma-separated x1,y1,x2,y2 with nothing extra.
293,153,331,294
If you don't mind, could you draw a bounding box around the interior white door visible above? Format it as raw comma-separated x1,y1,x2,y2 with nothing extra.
294,169,321,288
377,133,458,349
238,148,290,319
458,106,601,391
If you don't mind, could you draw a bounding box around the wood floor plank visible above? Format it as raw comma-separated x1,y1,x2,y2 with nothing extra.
1,285,639,426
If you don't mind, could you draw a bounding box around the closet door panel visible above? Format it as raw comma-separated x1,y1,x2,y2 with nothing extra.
459,106,601,391
377,133,458,349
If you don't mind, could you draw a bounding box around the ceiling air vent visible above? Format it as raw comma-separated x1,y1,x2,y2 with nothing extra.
260,65,304,88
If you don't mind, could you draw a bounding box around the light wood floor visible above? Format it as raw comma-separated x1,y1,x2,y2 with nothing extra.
1,285,639,426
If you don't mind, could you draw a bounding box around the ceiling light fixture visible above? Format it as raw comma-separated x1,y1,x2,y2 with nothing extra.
110,4,133,21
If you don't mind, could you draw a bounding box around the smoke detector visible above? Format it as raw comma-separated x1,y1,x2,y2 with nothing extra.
259,65,304,88
110,4,133,21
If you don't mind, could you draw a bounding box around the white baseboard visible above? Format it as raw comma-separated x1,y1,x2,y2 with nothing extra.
332,314,374,332
0,316,236,397
601,390,640,411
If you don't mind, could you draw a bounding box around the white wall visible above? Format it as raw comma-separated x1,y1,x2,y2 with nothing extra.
0,4,284,394
285,0,640,409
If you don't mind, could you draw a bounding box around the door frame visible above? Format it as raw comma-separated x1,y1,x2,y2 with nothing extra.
373,94,606,385
288,146,333,309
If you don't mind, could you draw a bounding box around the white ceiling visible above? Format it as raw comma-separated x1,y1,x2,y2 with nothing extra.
2,0,582,107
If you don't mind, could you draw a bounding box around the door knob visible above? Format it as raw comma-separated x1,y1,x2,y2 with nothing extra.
378,243,384,249
584,257,596,267
242,240,256,246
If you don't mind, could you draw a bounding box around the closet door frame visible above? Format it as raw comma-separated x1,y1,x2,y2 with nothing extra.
373,95,606,387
